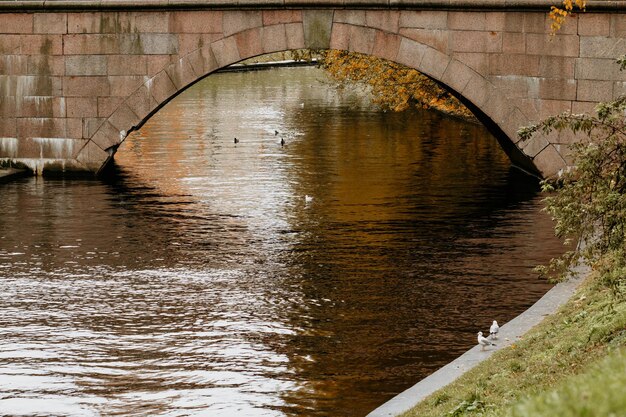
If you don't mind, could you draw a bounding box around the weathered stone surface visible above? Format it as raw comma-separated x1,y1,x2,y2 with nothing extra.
0,13,33,34
34,13,67,35
533,144,567,178
2,6,626,179
223,11,261,37
75,139,109,171
65,55,107,76
399,11,447,30
262,24,288,54
577,79,613,102
303,10,333,49
578,14,610,37
365,10,399,34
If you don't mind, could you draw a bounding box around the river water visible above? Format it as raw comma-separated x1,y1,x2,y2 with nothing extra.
0,67,563,417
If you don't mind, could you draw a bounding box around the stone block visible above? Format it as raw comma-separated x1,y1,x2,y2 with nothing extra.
571,100,597,114
614,81,626,98
121,34,178,55
451,52,489,74
526,34,579,57
67,13,101,34
523,13,546,34
334,10,366,26
0,35,21,54
147,70,177,104
63,34,121,55
20,35,63,55
223,11,262,38
499,12,525,33
263,24,288,54
520,134,549,157
450,31,502,53
4,75,62,96
170,11,223,34
263,10,302,26
66,97,98,118
109,75,145,97
349,26,376,55
303,10,333,50
575,58,626,81
186,48,218,78
17,96,54,118
34,13,67,35
90,120,122,150
490,75,531,99
97,96,125,118
577,79,613,102
17,117,67,138
75,139,109,171
0,97,16,118
502,108,530,144
396,37,427,70
538,78,577,100
235,28,263,59
365,10,400,34
107,55,147,76
537,99,572,120
82,117,105,139
147,55,173,77
399,28,448,52
211,36,240,68
108,102,140,133
502,32,525,54
610,14,626,38
286,23,305,50
0,13,33,34
65,55,107,76
65,117,83,140
533,144,567,179
0,55,28,75
125,85,158,122
538,56,575,79
440,59,475,94
580,37,626,59
481,88,511,124
448,12,486,31
178,33,222,56
578,14,610,36
63,76,110,97
27,56,65,76
399,11,447,30
372,31,401,62
329,23,350,51
489,54,539,76
419,47,450,79
165,58,198,90
0,118,17,136
117,12,169,33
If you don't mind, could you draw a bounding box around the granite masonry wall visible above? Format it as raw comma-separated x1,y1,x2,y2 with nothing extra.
1,1,625,176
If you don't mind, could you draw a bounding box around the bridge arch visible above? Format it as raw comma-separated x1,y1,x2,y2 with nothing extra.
86,21,536,177
2,3,624,177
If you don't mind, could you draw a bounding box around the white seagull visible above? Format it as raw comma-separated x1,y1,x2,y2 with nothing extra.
490,320,499,340
477,331,496,351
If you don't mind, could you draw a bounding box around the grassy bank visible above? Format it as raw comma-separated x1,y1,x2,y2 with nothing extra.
400,274,626,417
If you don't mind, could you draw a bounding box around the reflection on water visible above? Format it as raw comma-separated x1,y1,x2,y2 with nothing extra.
0,67,563,416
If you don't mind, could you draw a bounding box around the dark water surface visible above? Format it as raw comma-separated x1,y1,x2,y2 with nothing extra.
0,67,563,417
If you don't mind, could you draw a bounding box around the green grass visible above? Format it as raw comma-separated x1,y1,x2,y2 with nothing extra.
400,276,626,417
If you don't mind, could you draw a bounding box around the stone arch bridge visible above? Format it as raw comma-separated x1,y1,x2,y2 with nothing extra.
1,0,625,178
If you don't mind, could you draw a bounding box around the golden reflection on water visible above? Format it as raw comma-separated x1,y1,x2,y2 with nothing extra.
0,67,564,417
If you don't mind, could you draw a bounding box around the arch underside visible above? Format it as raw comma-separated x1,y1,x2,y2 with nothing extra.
75,18,555,177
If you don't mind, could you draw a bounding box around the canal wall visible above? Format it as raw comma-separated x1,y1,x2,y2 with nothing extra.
367,263,588,417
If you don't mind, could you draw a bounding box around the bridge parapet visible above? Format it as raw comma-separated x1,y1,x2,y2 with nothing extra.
1,0,625,176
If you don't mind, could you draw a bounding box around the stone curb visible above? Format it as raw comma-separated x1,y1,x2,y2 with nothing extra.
0,0,624,11
366,264,588,417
